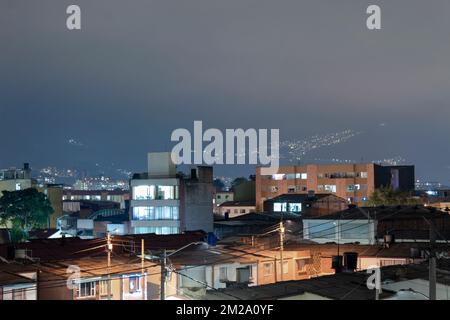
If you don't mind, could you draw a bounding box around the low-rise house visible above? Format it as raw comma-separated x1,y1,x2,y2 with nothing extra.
203,262,450,300
63,189,130,209
0,231,208,300
217,241,449,287
167,245,259,299
37,256,153,300
56,208,129,239
303,205,450,245
213,212,302,240
213,191,234,213
217,200,256,218
0,265,37,300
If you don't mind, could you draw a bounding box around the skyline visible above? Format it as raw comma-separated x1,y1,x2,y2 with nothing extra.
1,0,450,182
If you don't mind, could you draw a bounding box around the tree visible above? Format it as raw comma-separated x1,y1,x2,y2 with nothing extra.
367,186,422,207
231,177,248,190
0,188,54,242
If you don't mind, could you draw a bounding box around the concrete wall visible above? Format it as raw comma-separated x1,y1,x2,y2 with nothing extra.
148,152,176,177
183,167,214,233
302,219,377,245
0,179,33,196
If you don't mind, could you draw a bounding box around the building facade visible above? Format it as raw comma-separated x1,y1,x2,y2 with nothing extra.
256,163,415,210
217,200,256,218
63,189,130,209
130,152,213,235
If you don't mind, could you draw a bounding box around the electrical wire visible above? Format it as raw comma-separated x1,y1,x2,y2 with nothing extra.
172,270,242,300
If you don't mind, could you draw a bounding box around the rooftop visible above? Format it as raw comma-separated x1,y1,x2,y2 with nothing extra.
264,193,337,203
218,200,255,207
203,263,450,300
0,231,207,262
310,205,449,221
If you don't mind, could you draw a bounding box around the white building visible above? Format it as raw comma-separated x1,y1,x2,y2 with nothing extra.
130,152,213,235
302,218,377,245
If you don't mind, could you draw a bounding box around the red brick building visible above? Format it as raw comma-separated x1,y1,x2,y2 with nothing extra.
256,163,415,210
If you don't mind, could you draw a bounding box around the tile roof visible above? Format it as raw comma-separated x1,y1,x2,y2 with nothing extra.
0,231,207,262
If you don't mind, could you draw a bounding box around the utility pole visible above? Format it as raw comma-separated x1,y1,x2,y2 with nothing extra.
160,249,167,300
141,238,145,300
429,220,437,300
279,221,285,282
107,232,112,300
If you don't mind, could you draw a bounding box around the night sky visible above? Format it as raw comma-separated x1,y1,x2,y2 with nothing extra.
1,0,450,182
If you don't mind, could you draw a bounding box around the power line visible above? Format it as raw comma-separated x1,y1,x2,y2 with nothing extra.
173,270,242,300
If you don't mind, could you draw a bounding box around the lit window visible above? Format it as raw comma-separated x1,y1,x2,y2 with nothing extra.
273,202,287,212
156,186,178,200
324,185,336,193
272,174,285,180
347,184,360,192
360,172,368,178
77,281,96,298
301,173,307,179
288,203,302,213
132,206,179,220
133,185,155,200
134,227,179,235
128,276,141,293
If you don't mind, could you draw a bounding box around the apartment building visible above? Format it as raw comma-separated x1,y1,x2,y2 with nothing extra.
256,163,415,210
63,190,130,209
0,163,33,196
130,152,213,235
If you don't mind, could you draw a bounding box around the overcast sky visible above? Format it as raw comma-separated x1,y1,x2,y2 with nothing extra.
1,0,450,182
